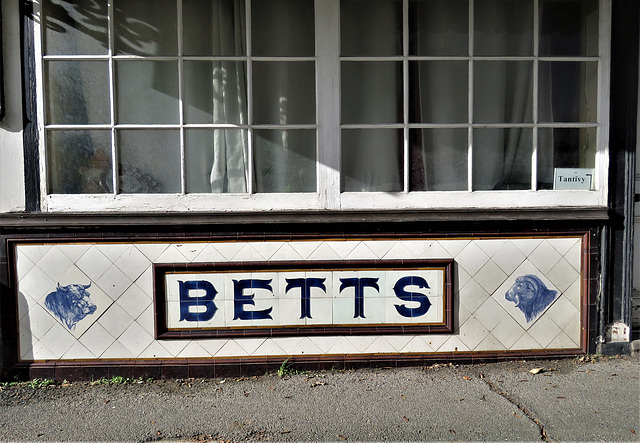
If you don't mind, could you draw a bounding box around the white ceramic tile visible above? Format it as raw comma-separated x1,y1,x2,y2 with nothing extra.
327,241,359,258
270,243,305,261
97,303,135,339
457,279,490,313
288,241,324,259
528,241,562,275
457,317,488,350
62,341,94,360
528,315,562,348
475,333,506,351
253,340,286,356
40,322,76,358
491,241,526,276
512,239,542,257
19,245,54,263
365,241,396,259
363,336,393,354
546,258,579,293
422,334,450,351
116,283,152,321
510,332,542,350
547,331,580,349
114,246,151,282
158,340,190,358
401,240,433,259
19,265,55,302
138,305,155,335
455,242,490,276
305,297,333,325
198,339,227,357
417,241,450,259
346,242,379,260
18,290,39,324
119,321,154,357
454,296,472,331
278,297,307,326
346,335,378,352
236,338,267,355
135,266,154,291
79,323,116,358
383,334,413,352
155,245,189,263
16,254,36,280
473,297,504,331
136,243,170,262
176,341,210,358
492,316,525,349
290,337,324,355
29,341,58,361
233,243,269,261
58,244,92,262
96,264,133,300
274,336,306,354
210,242,246,261
327,337,359,354
215,339,250,357
173,243,209,261
439,239,471,258
193,243,229,263
565,240,582,272
545,296,579,330
563,315,581,344
437,336,470,352
19,323,35,360
333,297,356,325
454,264,471,293
138,341,175,359
98,244,130,263
474,260,508,294
76,247,112,282
476,239,508,258
549,237,581,256
304,336,340,354
563,279,582,309
100,340,135,359
306,243,342,260
25,304,57,341
383,242,416,260
400,336,434,353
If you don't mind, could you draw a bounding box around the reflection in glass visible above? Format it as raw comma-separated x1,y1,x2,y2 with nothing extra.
409,61,468,124
254,130,316,193
46,61,109,125
253,62,315,125
342,61,402,124
43,0,108,55
474,61,533,124
186,129,248,193
342,129,403,192
410,129,467,191
118,130,181,193
473,128,532,190
47,130,112,194
537,127,596,189
183,0,246,56
116,61,179,124
252,0,314,57
409,0,468,56
114,0,177,56
475,0,533,56
341,0,402,56
539,0,598,57
538,61,597,123
184,61,247,125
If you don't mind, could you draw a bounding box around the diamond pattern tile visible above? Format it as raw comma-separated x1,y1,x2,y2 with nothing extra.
40,247,74,279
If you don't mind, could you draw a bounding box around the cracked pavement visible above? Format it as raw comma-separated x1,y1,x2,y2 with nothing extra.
0,354,638,442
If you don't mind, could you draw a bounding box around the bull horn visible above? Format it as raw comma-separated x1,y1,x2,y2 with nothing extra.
57,282,69,291
83,282,92,289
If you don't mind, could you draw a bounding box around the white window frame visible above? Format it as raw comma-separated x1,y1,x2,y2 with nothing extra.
33,0,611,213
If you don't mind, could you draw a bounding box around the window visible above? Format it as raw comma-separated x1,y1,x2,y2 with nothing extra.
37,0,609,212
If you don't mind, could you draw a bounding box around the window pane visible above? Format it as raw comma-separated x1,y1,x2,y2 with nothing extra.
252,0,315,57
474,61,533,124
342,61,402,124
341,0,402,56
43,0,108,55
254,130,316,193
47,130,112,194
409,0,468,56
342,129,403,192
253,62,315,125
184,61,247,125
183,0,246,56
537,127,596,189
475,0,533,56
409,61,468,124
114,0,178,56
118,130,181,194
539,61,598,123
539,0,598,57
186,129,248,193
46,61,110,125
411,129,468,191
116,61,179,124
473,128,532,190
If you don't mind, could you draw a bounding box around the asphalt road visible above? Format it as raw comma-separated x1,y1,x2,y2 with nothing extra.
0,354,638,442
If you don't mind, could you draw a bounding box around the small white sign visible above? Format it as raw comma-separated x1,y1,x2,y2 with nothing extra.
553,168,594,190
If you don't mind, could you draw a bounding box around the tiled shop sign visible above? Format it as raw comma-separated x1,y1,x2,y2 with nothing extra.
154,260,454,338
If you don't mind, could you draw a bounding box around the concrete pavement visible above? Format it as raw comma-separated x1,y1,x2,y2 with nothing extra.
0,353,638,442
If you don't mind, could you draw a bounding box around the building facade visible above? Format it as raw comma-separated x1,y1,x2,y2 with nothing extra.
0,0,638,380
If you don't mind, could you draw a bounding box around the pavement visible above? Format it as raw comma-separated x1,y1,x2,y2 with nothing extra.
0,353,638,442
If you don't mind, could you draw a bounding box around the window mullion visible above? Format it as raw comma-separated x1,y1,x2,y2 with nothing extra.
315,0,341,209
177,0,186,195
403,0,409,193
107,0,118,195
247,0,254,195
532,0,539,191
468,0,474,192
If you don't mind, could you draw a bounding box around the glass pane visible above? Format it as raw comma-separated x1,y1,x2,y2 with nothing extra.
409,61,468,124
474,61,533,124
539,61,598,123
342,61,402,124
116,61,179,124
186,129,248,193
47,130,112,194
114,0,178,55
183,0,246,56
409,0,468,56
254,130,316,193
474,0,533,56
341,0,402,56
184,61,247,125
118,130,181,194
46,61,110,125
473,128,532,190
537,127,596,189
410,129,467,191
252,0,314,57
540,0,598,57
342,129,403,192
253,62,315,125
43,0,108,55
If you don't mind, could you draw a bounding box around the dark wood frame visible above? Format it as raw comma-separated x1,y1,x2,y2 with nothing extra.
154,259,455,339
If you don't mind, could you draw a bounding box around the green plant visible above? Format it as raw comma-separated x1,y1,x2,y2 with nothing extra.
277,357,294,377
